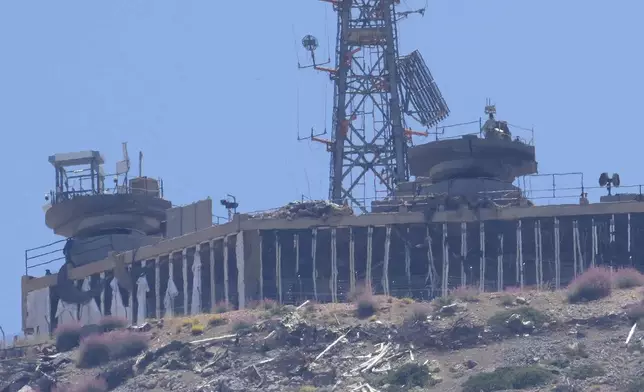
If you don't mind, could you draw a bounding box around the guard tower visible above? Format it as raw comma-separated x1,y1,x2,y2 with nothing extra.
372,104,538,211
45,148,171,268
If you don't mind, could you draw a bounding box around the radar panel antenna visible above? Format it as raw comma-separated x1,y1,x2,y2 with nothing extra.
398,50,450,128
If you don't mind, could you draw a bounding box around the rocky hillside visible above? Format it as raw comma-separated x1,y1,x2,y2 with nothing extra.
5,267,644,392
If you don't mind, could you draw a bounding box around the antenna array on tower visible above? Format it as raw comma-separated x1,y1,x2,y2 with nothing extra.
299,0,449,212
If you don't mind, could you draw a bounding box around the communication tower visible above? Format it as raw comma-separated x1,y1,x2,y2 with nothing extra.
299,0,449,212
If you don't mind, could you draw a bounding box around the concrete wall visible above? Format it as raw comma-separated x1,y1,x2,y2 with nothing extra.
22,201,644,334
165,199,213,238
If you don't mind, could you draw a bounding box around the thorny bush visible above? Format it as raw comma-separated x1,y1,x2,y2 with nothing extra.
451,286,480,302
97,315,128,332
461,365,554,392
77,330,148,368
407,303,431,323
355,294,377,319
54,322,84,352
382,362,435,388
612,267,644,289
231,319,254,333
487,307,548,332
567,267,612,303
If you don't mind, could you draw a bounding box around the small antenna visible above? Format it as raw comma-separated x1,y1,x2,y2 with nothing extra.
295,34,331,147
139,151,143,177
116,142,131,188
396,7,425,20
484,98,496,116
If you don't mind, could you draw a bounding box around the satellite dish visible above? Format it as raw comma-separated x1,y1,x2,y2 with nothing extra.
599,172,609,187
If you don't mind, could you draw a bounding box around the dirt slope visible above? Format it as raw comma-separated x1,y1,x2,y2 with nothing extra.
4,288,644,392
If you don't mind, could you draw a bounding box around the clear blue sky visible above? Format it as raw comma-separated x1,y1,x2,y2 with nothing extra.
1,0,642,334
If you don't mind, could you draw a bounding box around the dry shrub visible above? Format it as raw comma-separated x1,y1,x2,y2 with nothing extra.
208,314,228,327
231,318,254,333
77,331,148,368
304,300,317,313
348,282,372,302
626,301,644,323
191,323,205,335
613,267,644,289
213,301,232,314
567,267,612,303
504,286,523,294
452,286,480,302
462,365,553,392
432,295,455,309
407,303,431,323
249,299,285,316
98,315,128,332
54,377,108,392
488,307,548,332
499,294,516,307
355,294,377,319
181,317,200,327
54,322,84,352
568,363,605,380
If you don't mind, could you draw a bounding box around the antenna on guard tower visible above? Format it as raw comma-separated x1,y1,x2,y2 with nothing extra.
115,142,131,192
300,0,450,212
139,151,143,177
298,35,331,70
295,33,331,144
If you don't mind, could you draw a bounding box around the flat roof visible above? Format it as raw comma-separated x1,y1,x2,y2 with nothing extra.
48,151,105,167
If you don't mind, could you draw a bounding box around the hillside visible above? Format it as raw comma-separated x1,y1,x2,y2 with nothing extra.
4,269,644,392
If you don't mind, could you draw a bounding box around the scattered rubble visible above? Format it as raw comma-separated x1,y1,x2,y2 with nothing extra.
5,288,644,391
250,200,354,220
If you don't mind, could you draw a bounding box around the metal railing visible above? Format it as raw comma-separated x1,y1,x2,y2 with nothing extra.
49,173,164,205
24,236,116,275
427,118,535,146
245,179,644,218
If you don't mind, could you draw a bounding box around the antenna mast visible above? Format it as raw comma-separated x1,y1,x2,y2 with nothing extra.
300,0,449,212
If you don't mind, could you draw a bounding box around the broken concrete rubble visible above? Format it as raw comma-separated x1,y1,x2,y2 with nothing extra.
250,200,354,220
506,313,536,334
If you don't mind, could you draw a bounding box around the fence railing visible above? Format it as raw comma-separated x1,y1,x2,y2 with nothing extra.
427,118,535,146
49,173,164,205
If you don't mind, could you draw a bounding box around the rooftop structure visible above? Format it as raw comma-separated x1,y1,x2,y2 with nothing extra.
16,1,644,343
20,116,644,339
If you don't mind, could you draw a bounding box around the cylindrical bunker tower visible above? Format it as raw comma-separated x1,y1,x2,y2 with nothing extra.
45,150,172,304
372,105,538,212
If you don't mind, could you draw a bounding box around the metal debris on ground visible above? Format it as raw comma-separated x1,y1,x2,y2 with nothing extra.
250,200,354,220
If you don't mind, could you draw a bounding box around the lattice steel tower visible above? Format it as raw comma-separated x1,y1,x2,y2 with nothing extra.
300,0,448,212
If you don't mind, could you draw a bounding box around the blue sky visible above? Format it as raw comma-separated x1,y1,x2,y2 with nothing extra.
0,0,642,334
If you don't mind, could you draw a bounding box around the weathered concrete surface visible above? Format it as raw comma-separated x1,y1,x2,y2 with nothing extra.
24,201,644,292
22,201,644,330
